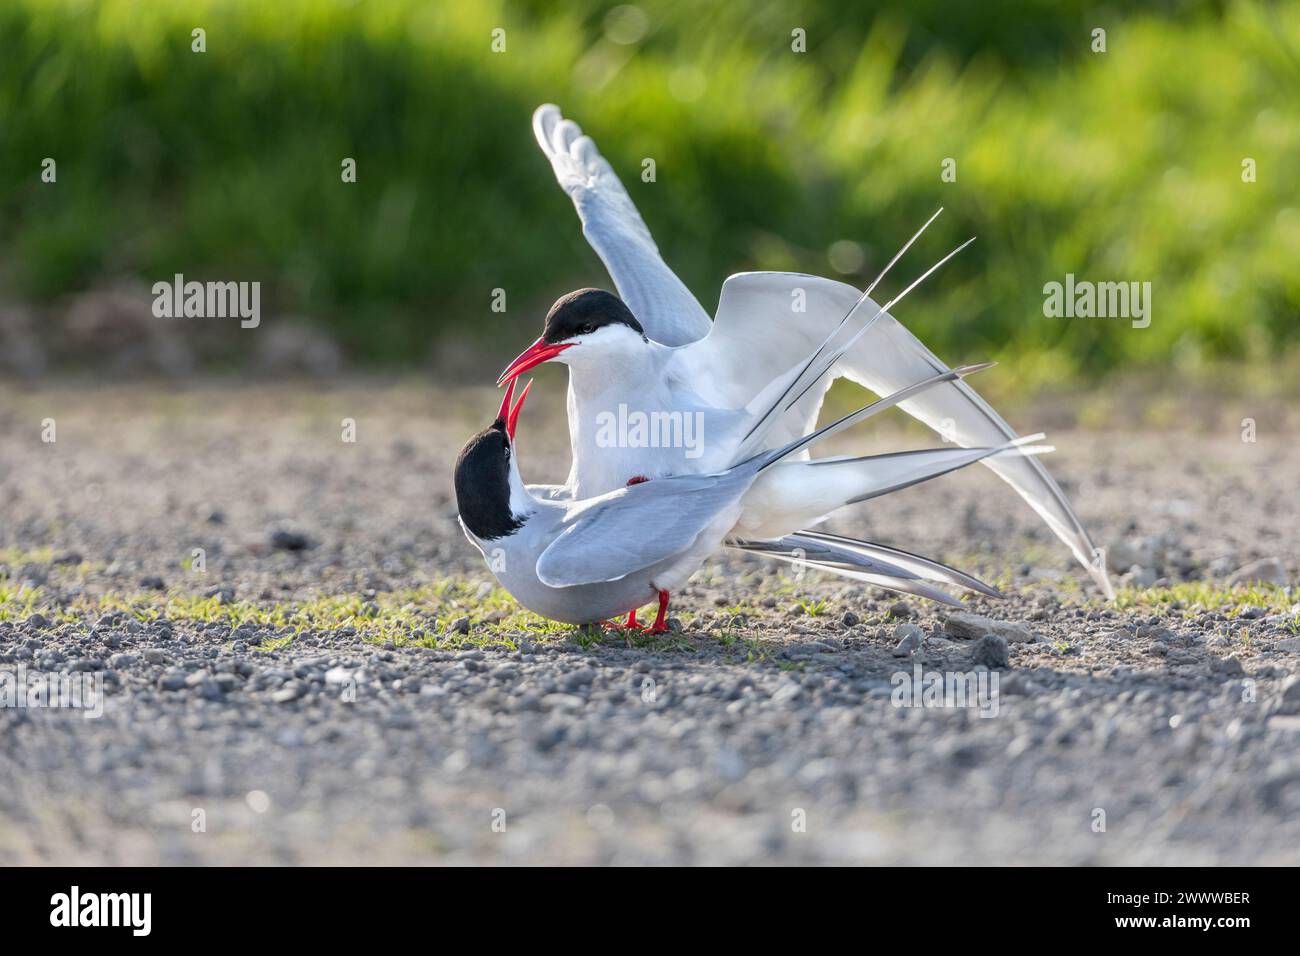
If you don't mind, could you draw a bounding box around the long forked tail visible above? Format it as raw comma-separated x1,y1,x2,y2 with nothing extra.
757,272,1115,599
727,534,982,607
730,435,1051,605
736,433,1052,550
748,363,996,471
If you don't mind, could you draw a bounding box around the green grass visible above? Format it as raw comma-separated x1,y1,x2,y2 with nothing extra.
1108,581,1294,615
1,0,1297,381
794,598,831,617
0,568,805,660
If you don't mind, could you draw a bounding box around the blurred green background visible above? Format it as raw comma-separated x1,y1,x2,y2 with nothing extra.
0,0,1297,382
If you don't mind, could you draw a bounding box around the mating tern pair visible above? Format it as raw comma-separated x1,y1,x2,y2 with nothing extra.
453,104,1111,630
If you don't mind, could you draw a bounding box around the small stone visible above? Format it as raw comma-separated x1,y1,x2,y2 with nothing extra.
139,575,166,590
892,623,924,657
1273,638,1300,654
541,693,586,712
158,670,187,691
943,612,1035,644
885,602,914,621
771,680,802,705
446,616,471,636
272,684,305,703
270,528,313,552
1211,655,1246,677
204,586,235,604
841,611,860,628
1277,675,1300,715
972,634,1010,668
1228,557,1287,587
144,649,170,665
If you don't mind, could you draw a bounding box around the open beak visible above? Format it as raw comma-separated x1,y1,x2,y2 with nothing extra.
495,376,533,441
496,336,573,386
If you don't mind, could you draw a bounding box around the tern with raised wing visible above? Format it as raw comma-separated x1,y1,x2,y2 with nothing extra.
497,104,1113,598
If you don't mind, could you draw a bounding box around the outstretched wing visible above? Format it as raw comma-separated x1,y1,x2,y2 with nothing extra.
533,104,712,347
536,472,747,588
689,271,1113,597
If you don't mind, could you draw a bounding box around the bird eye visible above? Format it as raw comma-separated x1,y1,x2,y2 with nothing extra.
579,324,596,335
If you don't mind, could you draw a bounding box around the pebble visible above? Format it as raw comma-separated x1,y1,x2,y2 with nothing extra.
891,623,924,657
270,528,313,552
972,634,1010,669
1228,557,1287,587
1278,676,1300,715
272,684,305,703
885,602,914,621
943,612,1035,644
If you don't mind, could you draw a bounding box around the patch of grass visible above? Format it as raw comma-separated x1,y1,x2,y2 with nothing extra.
0,583,45,622
253,635,294,653
0,547,56,566
1108,581,1293,615
795,598,830,617
0,575,733,652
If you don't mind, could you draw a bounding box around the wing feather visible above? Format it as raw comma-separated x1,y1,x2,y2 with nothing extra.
533,104,711,346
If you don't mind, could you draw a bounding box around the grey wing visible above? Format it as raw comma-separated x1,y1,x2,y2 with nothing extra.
533,105,712,347
536,472,749,588
693,271,1112,598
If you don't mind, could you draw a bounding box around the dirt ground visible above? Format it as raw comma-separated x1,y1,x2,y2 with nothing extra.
1,380,1297,864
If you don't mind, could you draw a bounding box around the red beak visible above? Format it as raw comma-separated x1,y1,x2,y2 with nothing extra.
495,377,533,441
496,336,573,386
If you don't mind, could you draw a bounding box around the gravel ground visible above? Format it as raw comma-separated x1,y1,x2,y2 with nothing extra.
1,380,1298,865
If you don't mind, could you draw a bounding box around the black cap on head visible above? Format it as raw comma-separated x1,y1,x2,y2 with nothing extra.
453,422,523,541
542,289,645,344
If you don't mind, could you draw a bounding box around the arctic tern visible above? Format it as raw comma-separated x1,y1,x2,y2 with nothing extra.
456,369,1052,630
498,104,1113,598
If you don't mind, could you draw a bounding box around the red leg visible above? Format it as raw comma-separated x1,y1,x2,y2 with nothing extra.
649,590,670,633
602,608,645,630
